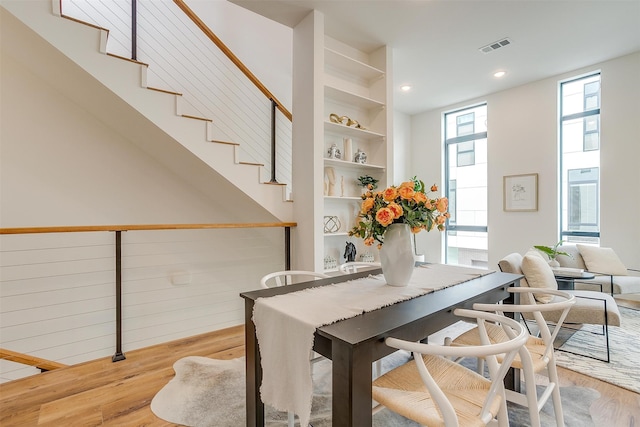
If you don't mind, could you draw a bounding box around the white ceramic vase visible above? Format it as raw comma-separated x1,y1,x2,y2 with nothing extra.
379,223,415,287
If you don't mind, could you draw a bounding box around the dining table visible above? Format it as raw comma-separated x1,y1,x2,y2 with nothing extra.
240,264,523,427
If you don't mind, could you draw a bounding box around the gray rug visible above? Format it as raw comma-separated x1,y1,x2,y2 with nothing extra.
555,306,640,394
151,352,599,426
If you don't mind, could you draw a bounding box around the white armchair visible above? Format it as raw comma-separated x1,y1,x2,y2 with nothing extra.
498,251,621,362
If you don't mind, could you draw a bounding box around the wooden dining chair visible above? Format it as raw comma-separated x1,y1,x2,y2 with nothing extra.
372,308,528,427
259,270,329,427
338,261,381,274
260,270,329,289
448,287,575,427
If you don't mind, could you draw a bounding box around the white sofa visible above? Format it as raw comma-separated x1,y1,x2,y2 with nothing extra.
556,244,640,295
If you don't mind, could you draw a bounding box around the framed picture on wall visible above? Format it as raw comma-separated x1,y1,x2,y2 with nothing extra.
503,173,538,212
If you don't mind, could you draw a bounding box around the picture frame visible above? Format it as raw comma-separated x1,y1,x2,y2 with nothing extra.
503,173,538,212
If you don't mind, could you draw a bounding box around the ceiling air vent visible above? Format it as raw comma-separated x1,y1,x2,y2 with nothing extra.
479,37,512,54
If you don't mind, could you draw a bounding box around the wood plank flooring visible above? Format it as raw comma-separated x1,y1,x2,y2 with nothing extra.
1,323,639,426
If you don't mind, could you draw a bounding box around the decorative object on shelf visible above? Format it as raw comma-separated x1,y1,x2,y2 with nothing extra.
359,252,375,263
344,242,357,262
329,113,345,124
354,149,367,164
348,177,449,287
343,137,352,162
323,215,342,233
325,167,336,196
327,143,341,159
357,175,379,193
534,240,572,267
379,224,415,287
324,255,337,270
328,113,366,130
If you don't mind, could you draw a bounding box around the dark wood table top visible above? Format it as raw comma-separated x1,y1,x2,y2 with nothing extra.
241,266,524,427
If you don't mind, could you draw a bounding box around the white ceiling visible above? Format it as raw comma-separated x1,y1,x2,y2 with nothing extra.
230,0,640,115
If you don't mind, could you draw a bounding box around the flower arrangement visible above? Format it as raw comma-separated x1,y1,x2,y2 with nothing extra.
349,177,449,248
357,175,379,190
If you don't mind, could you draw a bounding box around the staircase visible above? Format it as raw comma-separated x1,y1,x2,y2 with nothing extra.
1,0,293,222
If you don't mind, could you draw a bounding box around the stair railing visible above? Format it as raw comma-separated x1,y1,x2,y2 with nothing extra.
0,223,294,363
59,0,292,189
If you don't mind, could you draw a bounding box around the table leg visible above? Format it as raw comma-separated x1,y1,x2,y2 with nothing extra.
245,299,264,427
332,340,373,426
555,278,575,290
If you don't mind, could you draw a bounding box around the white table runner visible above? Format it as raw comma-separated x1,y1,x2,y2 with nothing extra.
252,263,494,427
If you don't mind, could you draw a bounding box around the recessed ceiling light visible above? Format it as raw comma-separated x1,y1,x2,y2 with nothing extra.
400,85,412,92
493,71,506,78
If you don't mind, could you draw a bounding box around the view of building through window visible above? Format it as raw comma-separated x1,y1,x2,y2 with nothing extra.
443,104,488,267
560,73,601,244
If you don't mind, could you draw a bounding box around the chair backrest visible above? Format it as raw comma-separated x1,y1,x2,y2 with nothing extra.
498,252,531,289
474,287,576,361
259,270,330,289
338,261,381,274
385,309,527,426
497,252,524,275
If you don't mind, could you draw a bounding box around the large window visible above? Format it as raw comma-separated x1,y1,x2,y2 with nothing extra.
444,104,488,267
560,73,601,243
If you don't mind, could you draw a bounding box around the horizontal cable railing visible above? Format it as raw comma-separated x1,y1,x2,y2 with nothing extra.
0,223,294,381
173,0,291,121
61,0,292,190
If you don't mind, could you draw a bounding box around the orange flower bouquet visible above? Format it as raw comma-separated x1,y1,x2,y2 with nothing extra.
348,177,449,248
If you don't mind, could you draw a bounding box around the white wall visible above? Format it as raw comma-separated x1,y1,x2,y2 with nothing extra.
392,111,411,185
410,52,640,269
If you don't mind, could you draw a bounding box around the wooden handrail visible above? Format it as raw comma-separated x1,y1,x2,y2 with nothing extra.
0,222,297,235
173,0,293,122
1,348,67,372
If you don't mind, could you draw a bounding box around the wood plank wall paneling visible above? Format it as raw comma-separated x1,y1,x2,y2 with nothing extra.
62,0,293,192
0,228,285,383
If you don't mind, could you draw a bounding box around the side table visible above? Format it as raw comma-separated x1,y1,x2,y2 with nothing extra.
553,271,596,290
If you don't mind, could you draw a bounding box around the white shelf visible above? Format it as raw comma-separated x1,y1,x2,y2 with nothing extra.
320,40,388,275
325,85,384,110
324,158,385,171
325,48,384,81
324,195,362,201
324,121,385,141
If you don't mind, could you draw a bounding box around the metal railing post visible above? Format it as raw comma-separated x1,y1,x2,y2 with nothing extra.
131,0,137,60
269,99,278,183
285,227,291,270
112,231,126,362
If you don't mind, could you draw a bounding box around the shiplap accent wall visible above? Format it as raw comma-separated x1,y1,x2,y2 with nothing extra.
63,0,293,192
0,228,284,383
0,40,288,383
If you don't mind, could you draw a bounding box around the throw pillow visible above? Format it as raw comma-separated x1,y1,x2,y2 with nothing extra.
577,244,628,276
521,251,558,303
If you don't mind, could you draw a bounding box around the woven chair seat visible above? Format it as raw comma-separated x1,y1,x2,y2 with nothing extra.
372,354,502,427
453,324,548,372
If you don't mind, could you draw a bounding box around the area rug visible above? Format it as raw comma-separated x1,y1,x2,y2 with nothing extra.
151,350,599,426
555,306,640,394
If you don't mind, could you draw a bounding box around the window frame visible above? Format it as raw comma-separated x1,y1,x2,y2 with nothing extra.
559,72,601,241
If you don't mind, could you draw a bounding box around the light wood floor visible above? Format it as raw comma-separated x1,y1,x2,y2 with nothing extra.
1,324,639,426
